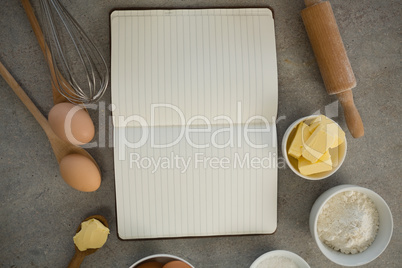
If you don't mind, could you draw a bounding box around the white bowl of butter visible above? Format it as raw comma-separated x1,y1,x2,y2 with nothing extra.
282,115,347,180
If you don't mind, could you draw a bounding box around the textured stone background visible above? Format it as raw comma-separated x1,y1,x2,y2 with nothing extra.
0,0,400,267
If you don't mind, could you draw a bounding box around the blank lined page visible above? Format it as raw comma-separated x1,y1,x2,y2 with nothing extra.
113,125,277,239
111,9,277,127
111,8,278,239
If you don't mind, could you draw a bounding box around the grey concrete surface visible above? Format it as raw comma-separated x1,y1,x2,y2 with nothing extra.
0,0,401,267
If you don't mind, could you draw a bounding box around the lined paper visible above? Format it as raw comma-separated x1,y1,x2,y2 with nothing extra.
113,126,277,239
111,9,278,239
111,9,277,127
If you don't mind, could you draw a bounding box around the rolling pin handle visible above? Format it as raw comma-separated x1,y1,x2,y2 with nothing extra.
337,91,364,138
304,0,322,7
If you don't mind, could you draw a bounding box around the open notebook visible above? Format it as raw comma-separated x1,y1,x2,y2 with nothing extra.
111,8,278,239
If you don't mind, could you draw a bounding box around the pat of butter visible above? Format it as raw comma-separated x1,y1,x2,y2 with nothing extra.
318,150,332,163
329,125,346,148
307,115,332,133
302,123,338,163
308,115,345,149
298,152,333,176
288,122,311,159
73,219,109,251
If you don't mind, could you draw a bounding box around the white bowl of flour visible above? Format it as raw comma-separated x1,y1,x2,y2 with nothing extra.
250,250,310,268
310,185,393,266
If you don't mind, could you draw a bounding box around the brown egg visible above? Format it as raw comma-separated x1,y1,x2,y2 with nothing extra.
48,102,95,145
136,261,163,268
59,154,101,192
162,261,192,268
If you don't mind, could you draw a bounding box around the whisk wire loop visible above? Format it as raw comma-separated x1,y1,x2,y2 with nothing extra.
39,0,109,104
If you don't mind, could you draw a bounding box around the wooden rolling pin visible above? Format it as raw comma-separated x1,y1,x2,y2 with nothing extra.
301,0,364,138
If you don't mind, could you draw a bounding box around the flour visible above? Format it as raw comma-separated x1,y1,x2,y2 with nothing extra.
317,190,379,254
256,256,299,268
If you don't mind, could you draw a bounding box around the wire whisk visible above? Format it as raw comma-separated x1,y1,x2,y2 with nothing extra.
39,0,108,104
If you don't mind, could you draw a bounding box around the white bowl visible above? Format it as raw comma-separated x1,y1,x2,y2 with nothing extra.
129,254,194,268
250,250,310,268
310,185,393,266
282,115,347,180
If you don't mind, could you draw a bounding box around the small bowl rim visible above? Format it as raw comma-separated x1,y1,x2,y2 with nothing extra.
282,115,347,180
310,184,394,266
129,253,194,268
250,250,310,268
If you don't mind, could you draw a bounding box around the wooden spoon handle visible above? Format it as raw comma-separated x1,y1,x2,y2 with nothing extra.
337,91,364,138
20,0,72,105
20,0,47,57
68,251,86,268
0,60,53,134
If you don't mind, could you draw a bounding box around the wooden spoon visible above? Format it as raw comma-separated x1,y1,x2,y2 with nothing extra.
21,0,91,107
68,215,109,268
21,0,95,146
21,0,73,105
0,60,100,188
